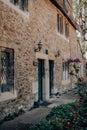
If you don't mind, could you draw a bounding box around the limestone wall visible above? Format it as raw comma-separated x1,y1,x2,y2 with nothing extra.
0,0,82,117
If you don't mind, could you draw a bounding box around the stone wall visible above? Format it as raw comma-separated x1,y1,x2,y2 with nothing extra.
0,0,82,117
0,0,36,116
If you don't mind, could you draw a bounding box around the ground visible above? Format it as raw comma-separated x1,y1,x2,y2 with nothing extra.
0,88,79,130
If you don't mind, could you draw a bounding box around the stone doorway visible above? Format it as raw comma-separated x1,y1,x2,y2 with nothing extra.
38,59,45,101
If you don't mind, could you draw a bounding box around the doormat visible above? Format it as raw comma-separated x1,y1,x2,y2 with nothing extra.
40,101,52,106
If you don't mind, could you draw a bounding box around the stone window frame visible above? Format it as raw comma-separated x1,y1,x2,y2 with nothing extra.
63,0,66,9
57,13,69,40
10,0,28,12
0,47,16,102
63,0,68,12
65,22,69,38
57,14,63,35
79,63,83,77
85,63,87,76
62,62,70,80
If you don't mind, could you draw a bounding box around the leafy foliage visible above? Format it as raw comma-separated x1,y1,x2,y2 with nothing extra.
28,100,87,130
29,72,87,130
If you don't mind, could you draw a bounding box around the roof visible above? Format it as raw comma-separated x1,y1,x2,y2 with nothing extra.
50,0,78,29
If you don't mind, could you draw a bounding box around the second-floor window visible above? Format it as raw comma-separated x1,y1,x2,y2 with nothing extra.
86,63,87,76
10,0,28,11
63,0,66,9
65,23,69,38
57,14,63,34
0,47,14,93
63,0,69,13
62,62,70,80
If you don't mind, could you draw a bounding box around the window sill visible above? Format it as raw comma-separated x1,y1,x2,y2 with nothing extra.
57,32,69,42
0,92,17,103
62,79,70,85
1,0,29,19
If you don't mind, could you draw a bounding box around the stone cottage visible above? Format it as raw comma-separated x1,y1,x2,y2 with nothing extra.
0,0,83,116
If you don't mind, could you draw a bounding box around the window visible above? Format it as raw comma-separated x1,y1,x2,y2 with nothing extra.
79,65,83,77
60,16,63,34
63,0,66,9
85,7,87,14
65,23,69,38
57,14,60,32
0,47,14,93
10,0,28,11
85,63,87,76
57,14,63,34
10,0,18,5
63,0,69,13
62,62,69,80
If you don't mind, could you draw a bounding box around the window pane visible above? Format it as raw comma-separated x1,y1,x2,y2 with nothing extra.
65,23,69,38
0,48,14,93
19,0,25,10
10,0,28,12
10,0,19,5
62,62,69,80
19,0,28,11
57,14,60,32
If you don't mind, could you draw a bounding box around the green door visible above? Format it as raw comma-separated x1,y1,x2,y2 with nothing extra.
49,60,54,96
38,60,45,101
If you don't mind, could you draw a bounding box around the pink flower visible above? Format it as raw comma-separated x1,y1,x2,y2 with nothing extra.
67,58,74,63
78,77,84,84
66,122,71,127
66,57,80,64
73,58,80,62
79,98,84,103
74,105,79,109
73,113,78,118
70,110,74,113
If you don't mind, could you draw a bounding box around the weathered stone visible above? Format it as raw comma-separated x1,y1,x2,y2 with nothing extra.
0,0,82,117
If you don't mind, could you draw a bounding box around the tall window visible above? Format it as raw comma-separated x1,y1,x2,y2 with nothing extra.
60,16,63,34
79,65,83,77
62,62,69,80
63,0,66,9
57,14,63,34
65,23,69,38
10,0,28,11
63,0,69,13
57,14,60,32
0,47,14,93
85,63,87,76
10,0,18,5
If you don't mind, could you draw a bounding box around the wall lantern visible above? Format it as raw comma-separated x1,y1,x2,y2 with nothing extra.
33,61,38,66
55,49,61,57
34,40,43,52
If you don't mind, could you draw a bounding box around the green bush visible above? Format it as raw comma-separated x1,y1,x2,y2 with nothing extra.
28,101,87,130
28,79,87,130
29,125,40,130
29,120,54,130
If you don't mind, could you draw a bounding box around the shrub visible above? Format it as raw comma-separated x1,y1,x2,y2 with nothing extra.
29,120,54,130
28,101,87,130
